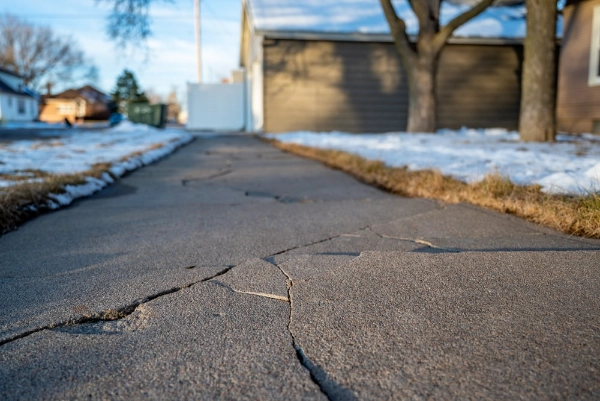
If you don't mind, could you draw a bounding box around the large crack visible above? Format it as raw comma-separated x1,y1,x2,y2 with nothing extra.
270,227,369,257
0,265,235,347
181,169,232,186
244,191,313,204
209,280,289,302
367,226,460,253
264,258,358,401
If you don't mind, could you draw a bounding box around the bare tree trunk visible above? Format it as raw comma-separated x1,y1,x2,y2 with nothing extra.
407,54,437,132
380,0,494,133
519,0,557,142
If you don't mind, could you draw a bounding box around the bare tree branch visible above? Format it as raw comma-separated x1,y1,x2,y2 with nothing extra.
0,14,96,92
379,0,417,65
432,0,495,52
97,0,172,47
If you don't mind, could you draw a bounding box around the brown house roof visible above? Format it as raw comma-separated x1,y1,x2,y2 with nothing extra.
47,85,111,104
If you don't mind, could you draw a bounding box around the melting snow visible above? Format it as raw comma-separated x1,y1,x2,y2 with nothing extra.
267,129,600,195
0,121,193,208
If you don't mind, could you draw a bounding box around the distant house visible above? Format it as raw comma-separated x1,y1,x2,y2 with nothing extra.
0,67,39,123
40,85,113,123
557,0,600,134
240,0,528,133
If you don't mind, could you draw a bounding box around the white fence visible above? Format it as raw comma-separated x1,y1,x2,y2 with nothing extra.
186,83,245,131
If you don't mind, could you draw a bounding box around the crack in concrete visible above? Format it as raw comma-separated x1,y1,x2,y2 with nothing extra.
264,258,357,401
209,280,289,302
181,169,232,186
368,227,460,253
241,190,315,204
270,227,369,257
0,266,235,347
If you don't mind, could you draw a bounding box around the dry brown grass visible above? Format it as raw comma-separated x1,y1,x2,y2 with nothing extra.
121,143,164,161
0,161,121,235
269,140,600,239
0,169,54,181
0,174,88,235
0,163,117,235
0,141,182,236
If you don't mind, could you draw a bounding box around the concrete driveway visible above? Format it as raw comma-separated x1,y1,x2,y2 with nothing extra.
1,134,599,400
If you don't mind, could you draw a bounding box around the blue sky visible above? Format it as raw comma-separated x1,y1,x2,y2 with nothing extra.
1,0,564,103
1,0,242,101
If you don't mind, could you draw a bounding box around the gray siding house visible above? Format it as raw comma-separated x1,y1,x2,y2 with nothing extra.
240,0,527,133
557,0,600,133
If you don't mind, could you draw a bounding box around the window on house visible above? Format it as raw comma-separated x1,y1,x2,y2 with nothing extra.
8,96,12,107
17,99,25,114
57,104,75,114
589,6,600,86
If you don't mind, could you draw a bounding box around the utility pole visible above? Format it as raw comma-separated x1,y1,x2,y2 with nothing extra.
195,0,202,83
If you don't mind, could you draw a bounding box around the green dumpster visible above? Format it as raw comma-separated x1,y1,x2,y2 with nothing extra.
126,103,167,128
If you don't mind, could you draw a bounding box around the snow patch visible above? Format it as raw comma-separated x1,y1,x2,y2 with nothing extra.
266,129,600,195
0,121,193,212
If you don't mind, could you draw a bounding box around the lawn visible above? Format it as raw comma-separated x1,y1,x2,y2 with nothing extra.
0,121,192,235
266,129,600,239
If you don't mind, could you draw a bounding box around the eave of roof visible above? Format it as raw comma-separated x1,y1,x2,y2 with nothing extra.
0,77,35,98
258,29,526,45
0,66,22,79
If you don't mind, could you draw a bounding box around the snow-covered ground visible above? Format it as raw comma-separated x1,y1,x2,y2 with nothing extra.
267,129,600,195
0,121,70,130
0,121,193,208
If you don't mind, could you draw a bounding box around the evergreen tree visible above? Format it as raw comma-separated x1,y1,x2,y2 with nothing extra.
111,69,148,112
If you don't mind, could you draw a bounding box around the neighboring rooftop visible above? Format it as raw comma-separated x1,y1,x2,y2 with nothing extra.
0,77,36,98
48,85,111,103
246,0,558,39
0,66,22,79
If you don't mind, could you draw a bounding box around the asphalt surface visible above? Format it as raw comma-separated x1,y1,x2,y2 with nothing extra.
1,134,599,400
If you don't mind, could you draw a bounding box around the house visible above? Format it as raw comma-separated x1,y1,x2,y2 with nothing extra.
0,67,39,123
556,0,600,133
39,85,113,123
240,0,529,133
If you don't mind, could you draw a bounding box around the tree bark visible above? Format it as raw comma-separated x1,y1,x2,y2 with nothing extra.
380,0,494,133
519,0,557,142
407,50,438,132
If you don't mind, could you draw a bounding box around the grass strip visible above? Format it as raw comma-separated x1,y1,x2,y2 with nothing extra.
0,163,112,236
0,139,171,235
268,140,600,239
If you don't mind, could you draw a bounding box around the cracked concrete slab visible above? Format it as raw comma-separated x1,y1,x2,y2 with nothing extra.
371,203,600,252
214,258,289,300
0,136,436,344
0,262,228,345
285,227,421,255
1,133,599,399
0,282,326,400
278,251,600,400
